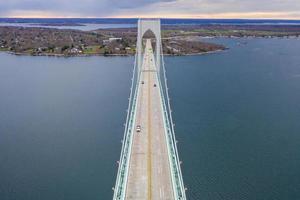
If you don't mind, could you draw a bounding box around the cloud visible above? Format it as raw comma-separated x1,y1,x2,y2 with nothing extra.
109,0,176,9
0,0,114,17
115,0,300,19
0,0,300,19
0,0,176,17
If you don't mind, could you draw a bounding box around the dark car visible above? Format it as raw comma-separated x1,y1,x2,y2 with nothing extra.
136,125,141,132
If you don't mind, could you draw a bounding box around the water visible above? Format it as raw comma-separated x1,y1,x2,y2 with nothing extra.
0,55,133,199
0,23,136,31
1,38,300,199
167,38,300,199
1,18,300,25
1,18,300,31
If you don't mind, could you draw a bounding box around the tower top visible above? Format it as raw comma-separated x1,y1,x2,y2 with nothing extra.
137,18,162,72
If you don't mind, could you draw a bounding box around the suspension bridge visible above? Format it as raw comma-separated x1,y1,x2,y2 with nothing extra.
113,19,186,200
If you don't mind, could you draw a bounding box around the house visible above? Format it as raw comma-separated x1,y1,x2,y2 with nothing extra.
70,48,82,54
103,40,110,45
109,37,122,42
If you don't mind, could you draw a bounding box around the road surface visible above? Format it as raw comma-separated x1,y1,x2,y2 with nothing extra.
125,39,174,200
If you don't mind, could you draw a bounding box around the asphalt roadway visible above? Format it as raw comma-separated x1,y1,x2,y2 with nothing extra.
125,39,174,200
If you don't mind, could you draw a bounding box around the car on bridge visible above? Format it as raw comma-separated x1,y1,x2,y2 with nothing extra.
136,125,141,133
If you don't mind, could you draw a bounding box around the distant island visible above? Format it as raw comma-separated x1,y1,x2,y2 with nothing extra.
32,23,86,27
1,24,300,56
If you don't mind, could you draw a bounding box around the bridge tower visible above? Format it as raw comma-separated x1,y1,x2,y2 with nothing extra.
137,19,161,73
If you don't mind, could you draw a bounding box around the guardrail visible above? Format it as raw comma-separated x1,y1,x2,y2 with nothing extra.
113,45,186,200
113,54,141,200
157,72,187,200
158,42,187,199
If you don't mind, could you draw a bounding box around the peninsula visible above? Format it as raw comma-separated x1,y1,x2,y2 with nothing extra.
1,24,300,56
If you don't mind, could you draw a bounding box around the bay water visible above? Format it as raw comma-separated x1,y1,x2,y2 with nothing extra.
0,38,300,199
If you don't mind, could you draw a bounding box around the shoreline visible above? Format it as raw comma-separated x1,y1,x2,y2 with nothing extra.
1,49,225,57
0,36,300,58
2,24,299,57
1,36,299,58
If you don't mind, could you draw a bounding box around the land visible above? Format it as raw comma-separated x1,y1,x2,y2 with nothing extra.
33,23,86,27
1,24,300,56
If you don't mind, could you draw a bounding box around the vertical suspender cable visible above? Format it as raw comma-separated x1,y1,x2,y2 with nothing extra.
113,52,137,200
160,42,187,199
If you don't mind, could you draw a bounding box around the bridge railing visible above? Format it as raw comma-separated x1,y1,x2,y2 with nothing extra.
113,53,141,200
157,43,187,200
113,41,186,200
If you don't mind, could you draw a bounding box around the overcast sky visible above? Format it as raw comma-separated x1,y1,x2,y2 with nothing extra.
0,0,300,19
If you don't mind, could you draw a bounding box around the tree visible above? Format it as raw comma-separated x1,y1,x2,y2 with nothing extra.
62,45,69,52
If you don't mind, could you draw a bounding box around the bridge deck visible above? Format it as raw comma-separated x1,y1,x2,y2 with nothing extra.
125,39,174,200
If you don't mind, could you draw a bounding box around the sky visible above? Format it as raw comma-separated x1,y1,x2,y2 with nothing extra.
0,0,300,19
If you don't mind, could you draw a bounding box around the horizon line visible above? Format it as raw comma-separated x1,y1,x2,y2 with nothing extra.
1,17,300,20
